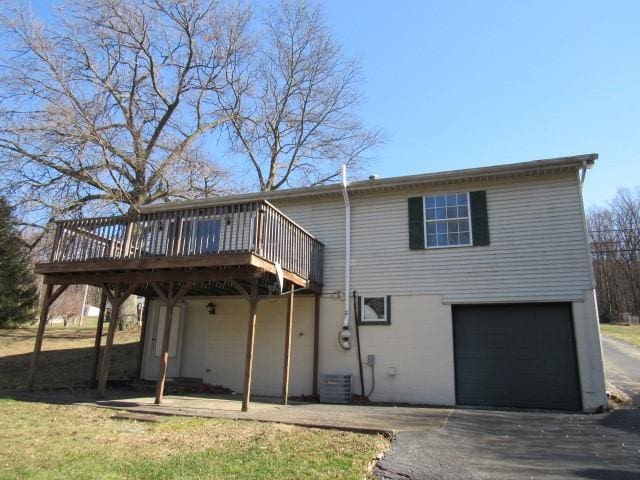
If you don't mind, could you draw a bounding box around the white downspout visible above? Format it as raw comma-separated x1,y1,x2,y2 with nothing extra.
339,164,352,350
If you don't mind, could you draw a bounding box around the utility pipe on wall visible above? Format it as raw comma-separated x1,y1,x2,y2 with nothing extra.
339,164,352,350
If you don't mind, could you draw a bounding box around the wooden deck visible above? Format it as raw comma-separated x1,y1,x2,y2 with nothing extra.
34,200,324,293
30,200,324,410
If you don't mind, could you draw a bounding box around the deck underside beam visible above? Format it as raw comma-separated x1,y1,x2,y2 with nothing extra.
36,254,321,294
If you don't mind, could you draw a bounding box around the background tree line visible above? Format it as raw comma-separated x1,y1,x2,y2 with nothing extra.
588,188,640,323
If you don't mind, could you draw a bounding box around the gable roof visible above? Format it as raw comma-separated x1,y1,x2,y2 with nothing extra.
142,153,597,212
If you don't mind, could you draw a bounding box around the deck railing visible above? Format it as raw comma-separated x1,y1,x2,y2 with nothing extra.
48,201,324,284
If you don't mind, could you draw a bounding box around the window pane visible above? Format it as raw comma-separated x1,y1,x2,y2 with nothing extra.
195,219,221,253
424,193,472,249
363,297,385,321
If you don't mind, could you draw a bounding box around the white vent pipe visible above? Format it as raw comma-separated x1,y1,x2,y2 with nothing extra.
339,164,352,350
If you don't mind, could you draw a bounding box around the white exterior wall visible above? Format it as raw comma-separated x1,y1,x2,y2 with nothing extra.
317,294,456,405
142,170,607,411
142,296,316,397
274,172,594,302
272,171,605,411
573,289,608,411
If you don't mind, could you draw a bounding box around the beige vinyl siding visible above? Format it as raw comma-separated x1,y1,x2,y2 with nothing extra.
274,171,593,303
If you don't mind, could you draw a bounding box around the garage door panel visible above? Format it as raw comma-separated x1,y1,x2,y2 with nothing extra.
453,304,581,411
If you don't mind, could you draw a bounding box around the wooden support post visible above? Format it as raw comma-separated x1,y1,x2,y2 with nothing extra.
27,284,69,391
135,297,150,379
312,293,320,398
89,291,108,387
26,284,53,391
281,285,295,405
97,286,121,398
241,278,259,412
96,283,139,398
155,284,174,404
152,282,191,405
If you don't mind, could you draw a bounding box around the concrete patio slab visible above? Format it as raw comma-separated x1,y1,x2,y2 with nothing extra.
10,389,452,436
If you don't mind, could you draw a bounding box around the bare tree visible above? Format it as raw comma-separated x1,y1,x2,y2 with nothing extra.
0,0,248,240
220,0,382,191
1,0,381,230
588,188,640,321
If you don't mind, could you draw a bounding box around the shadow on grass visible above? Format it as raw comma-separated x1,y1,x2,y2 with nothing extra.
0,342,140,394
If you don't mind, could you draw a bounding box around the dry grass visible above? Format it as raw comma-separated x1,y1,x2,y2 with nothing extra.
601,324,640,348
0,326,389,478
0,399,388,479
0,325,140,392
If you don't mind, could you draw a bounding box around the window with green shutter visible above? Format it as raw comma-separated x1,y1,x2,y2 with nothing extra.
408,191,489,249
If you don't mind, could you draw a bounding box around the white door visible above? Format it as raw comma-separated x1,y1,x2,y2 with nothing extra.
179,308,207,379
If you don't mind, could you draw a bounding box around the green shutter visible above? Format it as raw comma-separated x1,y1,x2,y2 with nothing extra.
408,197,425,249
470,191,490,246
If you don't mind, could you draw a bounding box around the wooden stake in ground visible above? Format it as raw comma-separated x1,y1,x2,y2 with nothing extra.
26,283,69,391
281,285,295,405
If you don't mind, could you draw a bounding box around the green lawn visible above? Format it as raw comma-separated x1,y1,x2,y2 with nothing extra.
0,327,388,478
0,399,387,479
601,324,640,348
0,326,139,392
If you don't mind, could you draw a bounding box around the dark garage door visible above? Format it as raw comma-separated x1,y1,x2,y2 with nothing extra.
453,304,582,410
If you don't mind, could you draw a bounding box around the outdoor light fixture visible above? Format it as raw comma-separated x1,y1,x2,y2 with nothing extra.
206,302,216,315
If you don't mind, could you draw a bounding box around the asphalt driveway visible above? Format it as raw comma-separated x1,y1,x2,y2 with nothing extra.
375,407,640,479
602,335,640,407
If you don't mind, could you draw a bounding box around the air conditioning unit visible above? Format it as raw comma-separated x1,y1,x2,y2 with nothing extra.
319,374,352,404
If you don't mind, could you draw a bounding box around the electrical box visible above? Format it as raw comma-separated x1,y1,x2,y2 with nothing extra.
367,354,375,366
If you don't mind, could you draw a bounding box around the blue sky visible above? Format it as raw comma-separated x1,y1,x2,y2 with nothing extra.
27,1,640,208
323,0,640,208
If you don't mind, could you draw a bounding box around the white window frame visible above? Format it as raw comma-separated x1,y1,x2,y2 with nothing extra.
423,192,473,249
360,296,389,325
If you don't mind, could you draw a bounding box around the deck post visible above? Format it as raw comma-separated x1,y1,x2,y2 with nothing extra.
97,285,122,398
241,278,259,412
89,291,108,387
27,283,69,391
155,284,174,404
135,296,150,379
312,293,320,397
97,283,139,398
281,285,295,405
152,282,191,405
